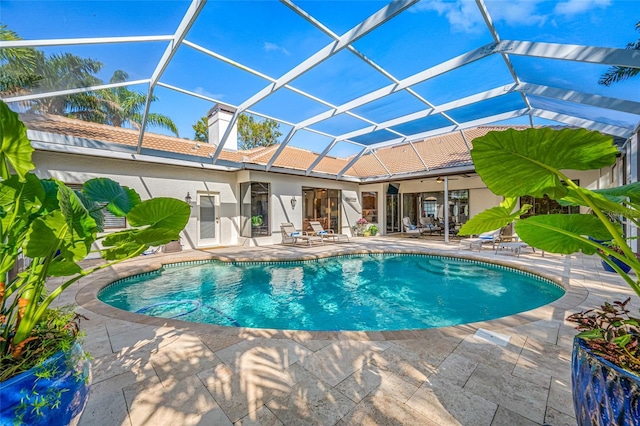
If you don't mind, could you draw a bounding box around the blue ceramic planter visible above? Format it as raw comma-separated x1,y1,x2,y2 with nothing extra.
0,342,91,426
601,256,632,273
572,337,640,426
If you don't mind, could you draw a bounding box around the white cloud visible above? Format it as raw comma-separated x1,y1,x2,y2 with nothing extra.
489,1,547,27
413,1,485,33
193,87,224,100
264,42,290,56
415,0,611,33
553,0,611,16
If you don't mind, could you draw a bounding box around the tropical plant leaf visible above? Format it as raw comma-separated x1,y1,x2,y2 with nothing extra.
82,178,140,216
48,257,83,276
58,184,98,241
75,190,105,232
457,197,530,236
0,101,35,180
559,187,640,219
594,182,640,206
0,173,43,215
39,179,61,213
471,128,617,200
515,214,614,255
126,197,190,230
24,186,98,263
101,227,180,261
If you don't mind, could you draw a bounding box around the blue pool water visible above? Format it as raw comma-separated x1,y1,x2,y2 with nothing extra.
98,254,564,331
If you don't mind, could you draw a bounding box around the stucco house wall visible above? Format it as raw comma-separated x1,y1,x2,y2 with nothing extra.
32,151,363,249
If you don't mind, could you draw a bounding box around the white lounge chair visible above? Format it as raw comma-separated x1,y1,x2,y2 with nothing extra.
459,228,502,250
280,222,322,246
402,217,429,238
308,220,349,243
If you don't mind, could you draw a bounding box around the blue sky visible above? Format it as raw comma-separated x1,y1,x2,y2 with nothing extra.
2,0,639,157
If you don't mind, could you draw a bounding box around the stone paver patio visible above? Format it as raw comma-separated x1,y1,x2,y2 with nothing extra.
54,236,638,426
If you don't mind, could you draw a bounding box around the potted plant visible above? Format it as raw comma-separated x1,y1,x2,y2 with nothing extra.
251,215,263,227
369,224,379,236
0,101,190,425
566,298,639,425
356,217,368,236
458,127,640,425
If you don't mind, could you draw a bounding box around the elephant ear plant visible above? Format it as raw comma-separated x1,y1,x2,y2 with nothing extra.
0,101,190,381
458,127,640,371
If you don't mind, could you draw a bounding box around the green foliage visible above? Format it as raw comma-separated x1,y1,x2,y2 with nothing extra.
0,101,35,180
470,128,617,200
567,298,640,373
0,24,41,96
192,116,208,142
599,21,640,86
458,197,530,235
238,114,282,150
461,126,640,299
1,26,178,136
0,101,190,381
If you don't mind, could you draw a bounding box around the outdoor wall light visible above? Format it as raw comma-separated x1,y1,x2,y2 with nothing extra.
185,192,192,204
436,177,444,184
291,196,297,210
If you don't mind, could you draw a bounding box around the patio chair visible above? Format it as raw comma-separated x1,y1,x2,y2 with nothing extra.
280,222,322,246
419,217,442,235
459,228,502,250
499,222,518,242
308,220,350,243
402,217,428,238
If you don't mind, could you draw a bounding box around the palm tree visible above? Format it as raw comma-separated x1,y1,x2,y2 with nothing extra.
0,25,41,96
26,51,104,116
85,70,178,137
599,21,640,86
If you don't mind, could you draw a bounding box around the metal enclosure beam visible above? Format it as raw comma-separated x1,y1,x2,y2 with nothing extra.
337,147,369,179
0,35,173,48
212,0,418,157
531,109,633,138
305,139,338,176
498,40,640,68
135,0,208,153
2,79,150,103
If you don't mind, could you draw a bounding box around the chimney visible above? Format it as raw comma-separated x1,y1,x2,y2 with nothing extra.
207,103,238,151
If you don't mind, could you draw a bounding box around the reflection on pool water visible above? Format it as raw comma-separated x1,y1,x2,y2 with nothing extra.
98,254,564,331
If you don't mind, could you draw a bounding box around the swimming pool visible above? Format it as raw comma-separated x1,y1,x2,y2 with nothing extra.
98,254,564,331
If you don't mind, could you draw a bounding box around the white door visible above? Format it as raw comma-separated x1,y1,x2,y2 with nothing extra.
197,193,220,247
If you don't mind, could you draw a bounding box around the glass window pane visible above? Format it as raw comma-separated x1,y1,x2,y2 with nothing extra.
199,196,216,239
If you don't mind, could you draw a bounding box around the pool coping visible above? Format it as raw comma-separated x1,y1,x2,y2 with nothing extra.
75,245,588,342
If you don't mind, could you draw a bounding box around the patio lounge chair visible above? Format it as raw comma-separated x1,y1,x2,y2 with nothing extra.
402,217,429,238
459,228,502,250
308,220,350,243
419,217,442,235
499,222,518,242
280,222,322,246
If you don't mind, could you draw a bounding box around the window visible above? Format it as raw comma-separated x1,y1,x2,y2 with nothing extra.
449,190,469,225
240,182,270,237
302,187,342,232
521,181,579,217
66,183,126,229
362,191,378,223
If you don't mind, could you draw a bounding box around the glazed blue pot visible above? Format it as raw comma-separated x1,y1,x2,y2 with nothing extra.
601,256,632,274
0,342,91,426
572,337,640,425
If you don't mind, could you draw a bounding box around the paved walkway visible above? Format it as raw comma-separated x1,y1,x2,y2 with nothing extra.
53,237,637,425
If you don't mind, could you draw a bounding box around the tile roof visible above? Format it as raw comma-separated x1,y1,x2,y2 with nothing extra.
21,112,527,180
